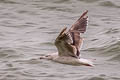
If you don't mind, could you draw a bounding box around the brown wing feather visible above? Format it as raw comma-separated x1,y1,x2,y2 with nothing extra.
69,10,88,33
69,10,88,57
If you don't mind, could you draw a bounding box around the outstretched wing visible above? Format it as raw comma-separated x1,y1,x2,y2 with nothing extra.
69,10,88,57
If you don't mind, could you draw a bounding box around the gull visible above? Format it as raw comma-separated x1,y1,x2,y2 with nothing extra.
40,10,94,66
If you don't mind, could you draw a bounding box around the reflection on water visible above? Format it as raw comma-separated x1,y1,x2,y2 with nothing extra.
0,0,120,80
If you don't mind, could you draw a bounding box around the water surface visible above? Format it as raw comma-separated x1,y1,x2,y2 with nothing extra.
0,0,120,80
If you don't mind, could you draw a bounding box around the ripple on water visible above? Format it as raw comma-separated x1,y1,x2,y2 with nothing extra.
85,39,120,61
99,1,120,8
53,0,70,4
87,74,120,80
77,0,99,3
0,0,120,80
88,77,106,80
0,0,18,4
0,48,24,59
105,28,120,34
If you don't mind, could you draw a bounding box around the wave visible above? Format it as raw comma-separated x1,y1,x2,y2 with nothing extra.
78,0,99,3
88,76,106,80
85,39,120,61
0,0,19,4
99,1,120,8
0,48,23,59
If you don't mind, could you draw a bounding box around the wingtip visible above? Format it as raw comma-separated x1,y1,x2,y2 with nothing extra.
79,10,88,19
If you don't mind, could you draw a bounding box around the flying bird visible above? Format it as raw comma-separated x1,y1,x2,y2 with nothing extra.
40,10,94,66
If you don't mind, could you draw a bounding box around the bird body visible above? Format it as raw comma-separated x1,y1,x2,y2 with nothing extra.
40,10,94,66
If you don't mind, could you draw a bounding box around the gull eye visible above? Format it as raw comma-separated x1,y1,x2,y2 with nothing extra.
45,55,50,57
45,55,49,57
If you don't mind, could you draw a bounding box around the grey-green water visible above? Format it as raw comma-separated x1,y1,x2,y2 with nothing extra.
0,0,120,80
